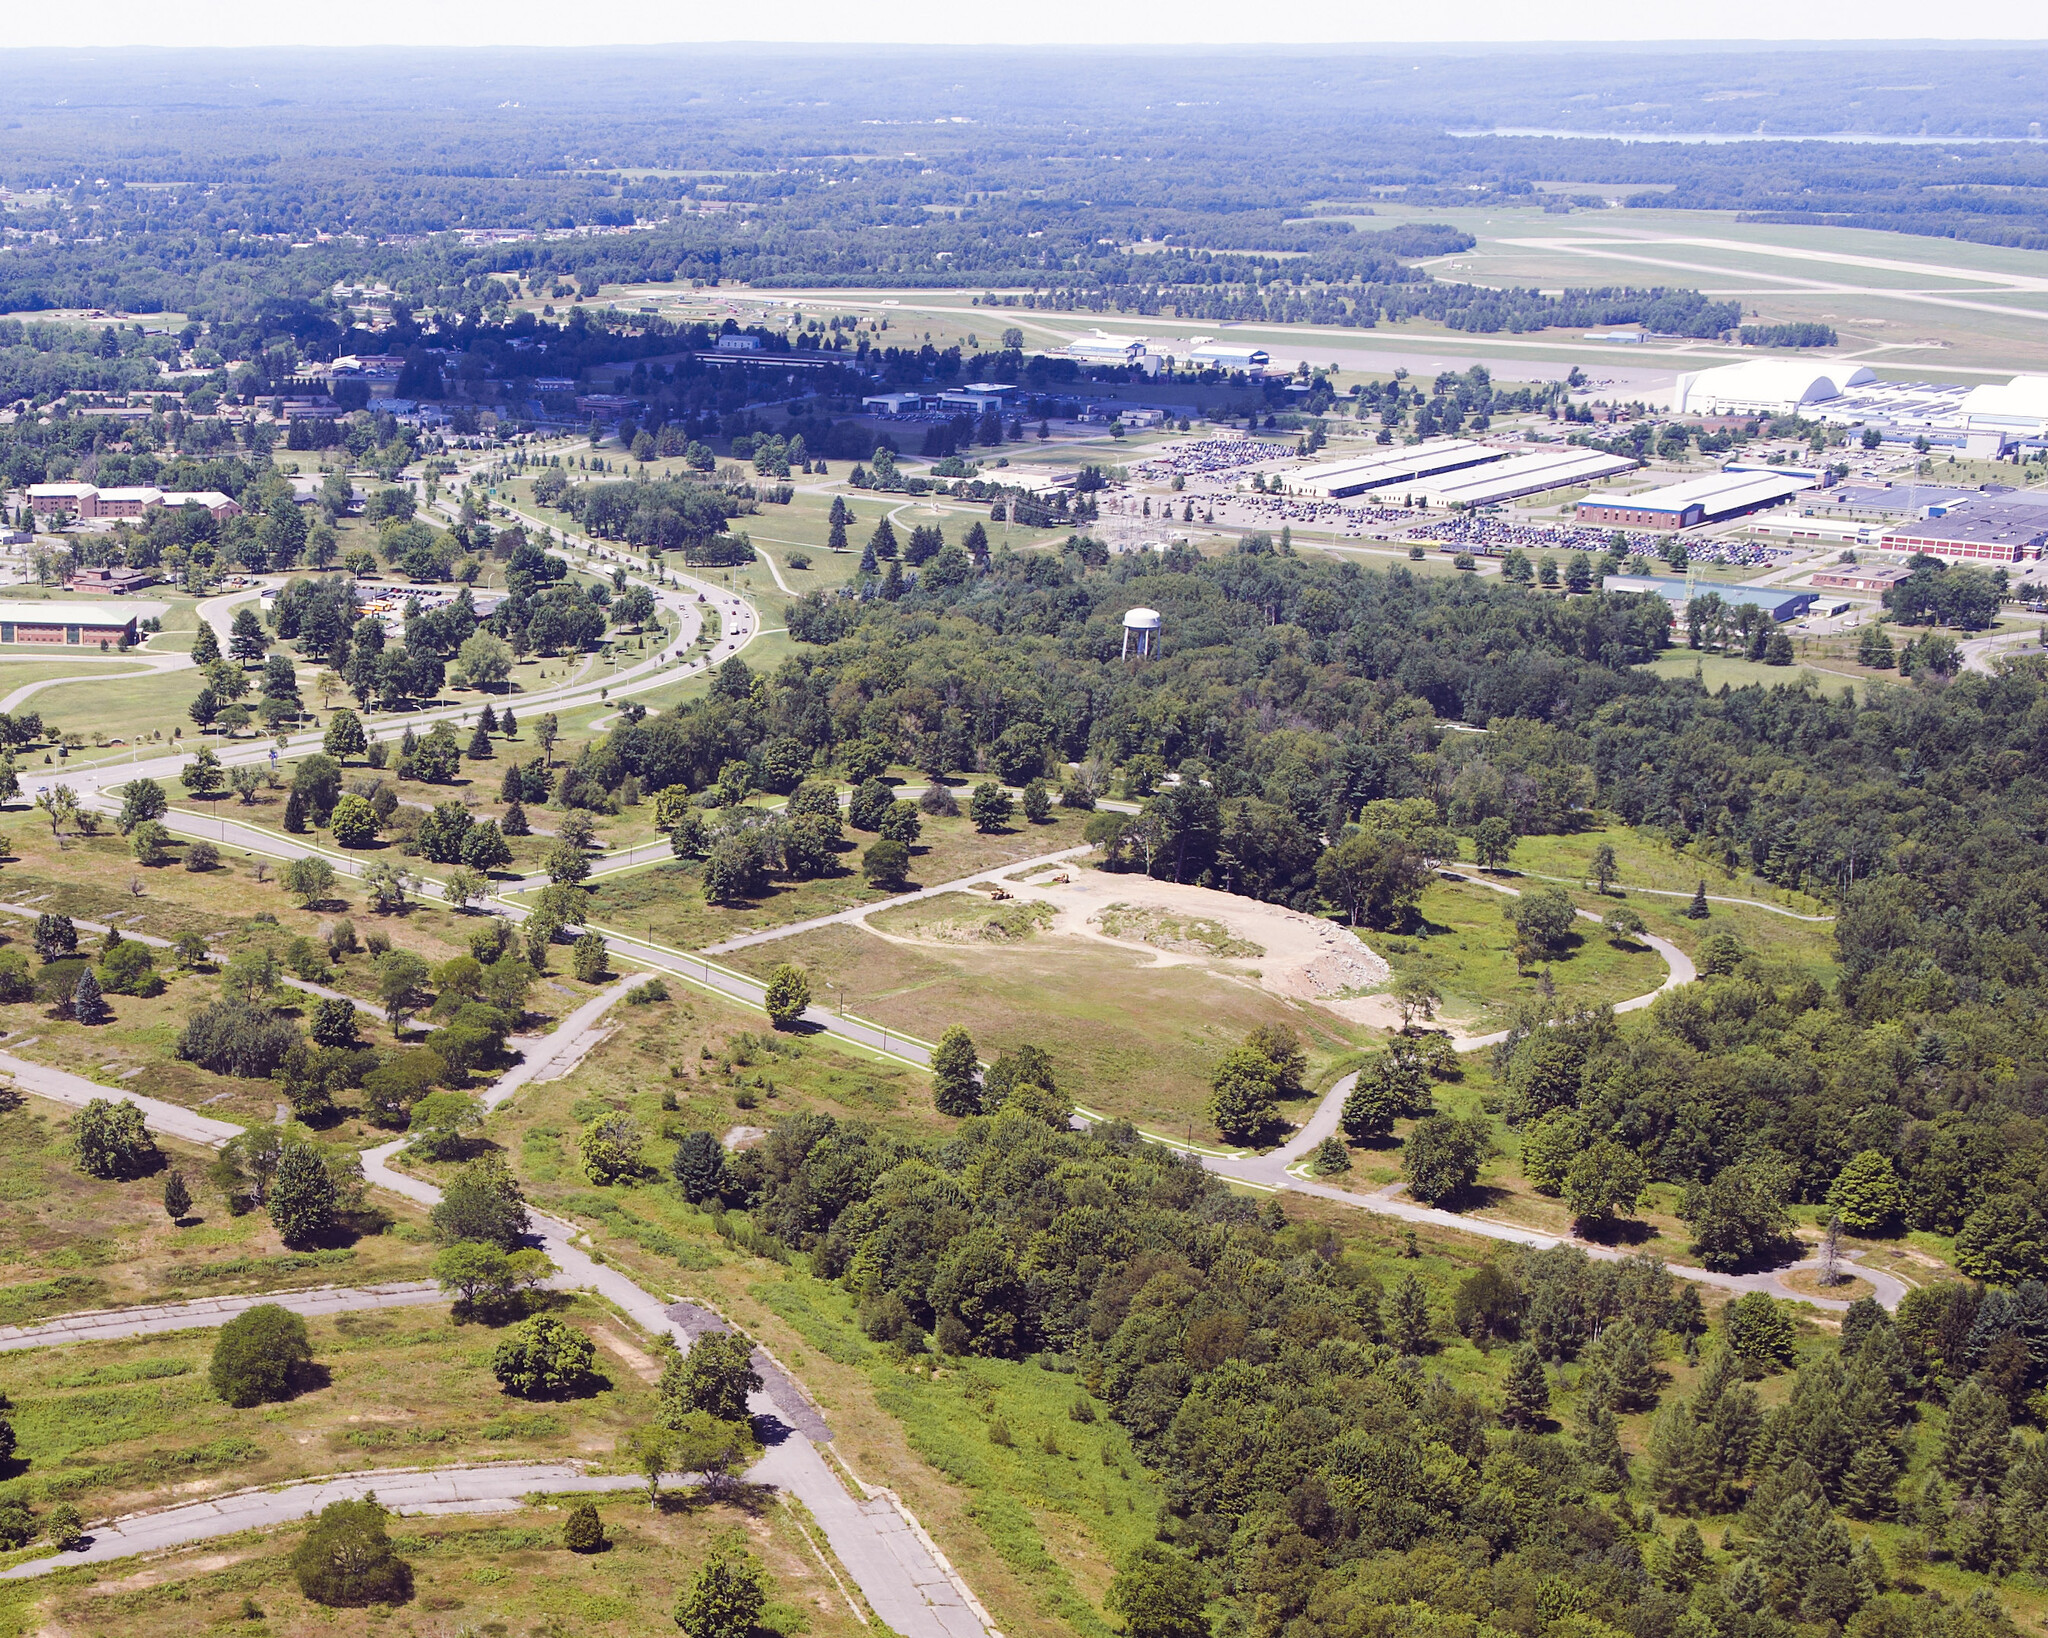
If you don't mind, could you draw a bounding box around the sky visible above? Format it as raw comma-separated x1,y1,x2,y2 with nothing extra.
7,0,2045,45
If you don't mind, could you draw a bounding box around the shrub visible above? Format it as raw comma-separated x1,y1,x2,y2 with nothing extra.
97,938,161,997
0,950,30,1003
674,1530,768,1638
492,1314,596,1399
562,1500,606,1552
291,1498,412,1607
177,1001,301,1078
430,1153,529,1248
211,1303,313,1406
581,1111,643,1184
74,1097,159,1179
571,931,609,983
184,840,220,872
268,1141,340,1248
45,1503,83,1551
763,963,810,1029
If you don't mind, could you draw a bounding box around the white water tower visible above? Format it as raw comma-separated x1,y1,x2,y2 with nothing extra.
1122,606,1161,659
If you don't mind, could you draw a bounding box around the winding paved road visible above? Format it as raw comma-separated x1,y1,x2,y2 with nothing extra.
3,1014,992,1637
1195,1070,1908,1315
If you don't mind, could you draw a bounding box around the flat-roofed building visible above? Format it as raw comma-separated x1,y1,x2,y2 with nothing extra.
1577,469,1814,532
1880,502,2048,563
0,599,167,646
1420,449,1637,508
1286,440,1501,498
1602,575,1816,622
1812,565,1912,592
861,391,923,416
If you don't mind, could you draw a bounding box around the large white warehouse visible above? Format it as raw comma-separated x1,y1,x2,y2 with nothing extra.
1673,360,1877,418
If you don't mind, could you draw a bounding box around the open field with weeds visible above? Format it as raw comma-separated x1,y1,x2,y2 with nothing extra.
0,1096,435,1313
0,1490,862,1638
580,807,1091,951
0,1292,657,1527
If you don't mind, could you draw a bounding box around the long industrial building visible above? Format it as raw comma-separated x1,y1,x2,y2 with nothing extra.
1879,500,2048,563
1286,440,1501,499
1419,449,1637,509
1576,469,1815,531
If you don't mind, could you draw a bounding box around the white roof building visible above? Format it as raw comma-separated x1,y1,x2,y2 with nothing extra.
1673,361,1878,418
1959,375,2048,440
1420,449,1637,508
1066,331,1148,365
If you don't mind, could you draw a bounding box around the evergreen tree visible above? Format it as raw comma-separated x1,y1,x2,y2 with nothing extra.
501,801,529,836
1686,880,1710,919
466,718,494,760
1660,1522,1708,1591
500,707,517,738
671,1131,728,1204
162,1169,192,1222
1939,1379,2012,1492
191,622,221,666
501,763,526,803
1647,1403,1713,1513
71,965,108,1024
1390,1273,1433,1356
858,538,878,576
1593,1320,1661,1413
1838,1436,1902,1520
479,703,499,735
283,786,308,833
1577,1400,1628,1488
1501,1342,1550,1428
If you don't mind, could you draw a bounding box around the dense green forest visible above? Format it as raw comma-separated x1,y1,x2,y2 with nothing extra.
6,47,2048,325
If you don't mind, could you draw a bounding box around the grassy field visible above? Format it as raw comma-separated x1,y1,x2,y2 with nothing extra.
1641,648,1870,701
1,1495,869,1638
1377,873,1667,1032
0,1291,658,1526
579,807,1092,951
719,914,1362,1135
1505,823,1834,918
0,1096,435,1317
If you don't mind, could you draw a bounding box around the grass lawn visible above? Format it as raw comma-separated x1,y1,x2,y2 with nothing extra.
577,809,1092,952
1375,874,1667,1032
0,1291,658,1527
719,917,1362,1134
1,1492,872,1638
0,1097,436,1318
1640,648,1869,702
1504,823,1832,917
